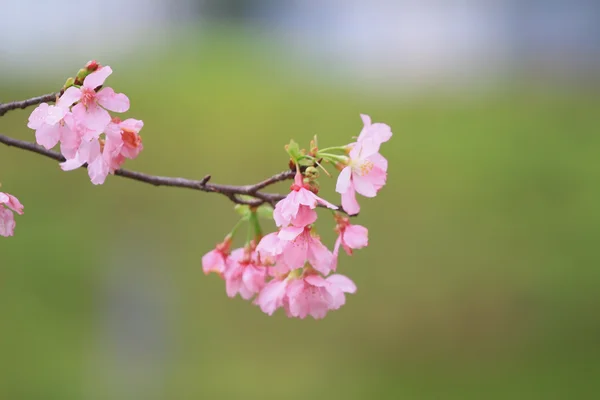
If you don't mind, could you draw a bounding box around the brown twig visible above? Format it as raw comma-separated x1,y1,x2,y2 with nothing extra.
0,93,351,213
0,92,59,117
0,133,291,207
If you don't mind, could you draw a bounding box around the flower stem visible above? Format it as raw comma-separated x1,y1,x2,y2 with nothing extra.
230,217,246,237
249,211,263,242
317,152,348,163
318,146,347,153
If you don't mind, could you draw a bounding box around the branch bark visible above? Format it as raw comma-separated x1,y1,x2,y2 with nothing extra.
0,133,291,207
1,93,349,213
0,93,59,117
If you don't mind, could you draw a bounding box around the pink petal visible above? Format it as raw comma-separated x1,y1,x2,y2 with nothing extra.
0,207,16,237
35,124,62,149
0,193,24,215
87,151,110,185
225,273,242,298
280,232,309,270
202,250,225,275
369,122,392,143
341,187,360,215
304,274,327,287
356,137,381,159
60,157,85,171
287,281,309,319
27,104,49,130
57,87,82,109
70,106,100,141
83,66,112,89
352,173,377,198
333,235,342,258
256,232,285,258
97,87,130,113
273,193,302,227
257,279,288,316
45,105,66,125
308,299,330,319
335,166,352,194
316,196,338,210
120,118,144,133
368,166,388,191
368,152,388,172
278,226,304,241
343,224,368,249
242,266,265,294
307,236,333,275
360,113,372,127
295,188,319,208
78,104,111,135
291,205,317,227
326,274,357,294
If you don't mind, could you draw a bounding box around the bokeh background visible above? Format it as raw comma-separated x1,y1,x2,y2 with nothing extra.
2,1,600,399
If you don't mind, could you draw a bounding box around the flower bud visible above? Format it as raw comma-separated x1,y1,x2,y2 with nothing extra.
85,60,100,71
304,166,319,180
76,68,88,82
63,77,75,90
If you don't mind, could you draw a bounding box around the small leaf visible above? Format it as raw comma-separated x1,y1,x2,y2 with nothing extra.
234,204,250,217
285,140,302,163
256,204,274,220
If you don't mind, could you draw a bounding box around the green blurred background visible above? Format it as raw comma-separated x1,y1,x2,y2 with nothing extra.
2,4,600,399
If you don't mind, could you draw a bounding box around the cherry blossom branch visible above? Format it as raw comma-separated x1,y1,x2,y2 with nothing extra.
0,92,60,117
0,133,293,207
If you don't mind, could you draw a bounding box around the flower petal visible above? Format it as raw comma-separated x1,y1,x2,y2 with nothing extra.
97,87,130,113
326,274,357,294
335,166,352,194
0,207,16,237
343,224,369,249
35,124,62,150
83,66,112,89
352,173,377,197
341,186,360,215
57,87,82,109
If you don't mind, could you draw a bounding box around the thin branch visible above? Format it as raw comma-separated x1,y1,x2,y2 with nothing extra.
0,93,350,213
0,133,291,207
0,92,59,117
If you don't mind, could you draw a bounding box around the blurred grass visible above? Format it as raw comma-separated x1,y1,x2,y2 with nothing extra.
1,31,600,399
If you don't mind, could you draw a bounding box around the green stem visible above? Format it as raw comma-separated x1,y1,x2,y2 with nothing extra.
249,211,263,241
317,152,348,163
318,146,347,153
230,217,247,237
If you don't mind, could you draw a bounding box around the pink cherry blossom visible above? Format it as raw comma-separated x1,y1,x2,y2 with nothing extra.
336,138,388,215
224,248,267,300
59,66,130,135
27,102,74,150
202,237,231,276
276,226,334,274
285,273,357,319
334,215,369,256
256,273,356,318
357,114,392,147
273,173,337,227
60,136,119,185
106,118,144,160
0,192,24,237
255,278,289,315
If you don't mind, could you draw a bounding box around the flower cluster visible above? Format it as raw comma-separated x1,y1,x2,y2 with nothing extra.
27,61,143,185
202,114,391,319
0,190,23,237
